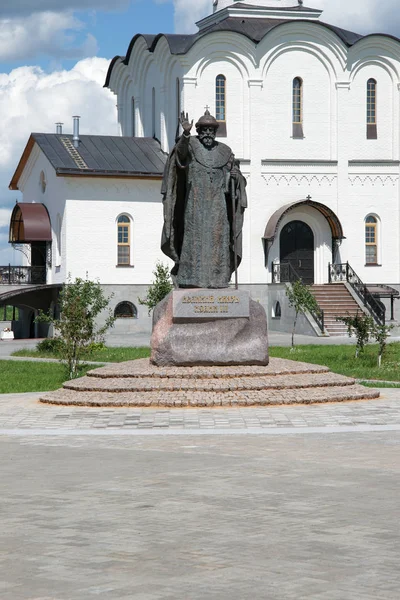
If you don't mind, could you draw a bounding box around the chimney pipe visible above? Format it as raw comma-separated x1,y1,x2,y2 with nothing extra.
56,122,63,134
72,116,80,148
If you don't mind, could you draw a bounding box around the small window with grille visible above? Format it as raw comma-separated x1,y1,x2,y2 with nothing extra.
114,301,137,318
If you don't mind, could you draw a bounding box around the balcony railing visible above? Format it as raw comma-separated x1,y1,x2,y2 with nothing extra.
0,265,46,285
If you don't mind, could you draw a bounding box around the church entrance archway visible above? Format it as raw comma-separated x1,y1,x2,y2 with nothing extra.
280,220,314,284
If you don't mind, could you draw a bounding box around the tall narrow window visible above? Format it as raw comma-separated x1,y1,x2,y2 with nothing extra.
365,215,378,265
117,215,131,266
152,87,156,138
132,97,135,137
292,77,304,138
215,74,227,136
367,79,377,139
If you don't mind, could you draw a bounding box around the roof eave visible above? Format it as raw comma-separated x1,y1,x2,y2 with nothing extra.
9,135,36,191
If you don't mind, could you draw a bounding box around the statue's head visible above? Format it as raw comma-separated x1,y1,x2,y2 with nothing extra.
196,109,219,148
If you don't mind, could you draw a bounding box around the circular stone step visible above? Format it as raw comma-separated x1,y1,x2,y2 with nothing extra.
63,371,354,393
40,385,379,407
86,357,329,379
39,357,380,407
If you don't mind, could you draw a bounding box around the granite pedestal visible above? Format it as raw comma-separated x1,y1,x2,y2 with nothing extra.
150,289,269,367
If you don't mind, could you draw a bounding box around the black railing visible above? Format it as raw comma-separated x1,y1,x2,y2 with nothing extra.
0,265,46,285
272,262,325,333
272,261,302,284
328,262,385,325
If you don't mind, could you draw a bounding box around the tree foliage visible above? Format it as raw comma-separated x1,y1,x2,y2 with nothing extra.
37,277,115,379
337,312,374,358
138,262,173,315
286,279,321,348
337,312,393,365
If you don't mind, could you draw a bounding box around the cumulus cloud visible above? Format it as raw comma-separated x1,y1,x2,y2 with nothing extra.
0,0,130,18
0,209,12,229
0,57,118,259
0,11,98,62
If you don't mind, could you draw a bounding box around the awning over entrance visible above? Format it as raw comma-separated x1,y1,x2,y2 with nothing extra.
9,203,52,243
263,199,345,246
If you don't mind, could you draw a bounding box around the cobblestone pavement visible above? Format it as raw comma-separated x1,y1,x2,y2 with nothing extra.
1,389,400,434
1,430,400,599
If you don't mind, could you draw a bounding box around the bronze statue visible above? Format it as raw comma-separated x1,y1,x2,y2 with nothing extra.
161,109,247,289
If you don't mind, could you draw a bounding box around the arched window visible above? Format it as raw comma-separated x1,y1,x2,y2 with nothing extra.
365,215,378,265
132,97,135,137
114,301,137,319
272,301,281,319
367,79,377,139
117,215,131,266
152,87,156,138
292,77,304,138
215,74,227,136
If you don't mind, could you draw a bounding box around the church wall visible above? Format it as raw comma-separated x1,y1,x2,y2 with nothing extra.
347,64,395,161
63,177,170,285
261,48,333,161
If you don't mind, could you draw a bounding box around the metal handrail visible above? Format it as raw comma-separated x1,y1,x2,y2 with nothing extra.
328,262,385,325
272,262,325,333
0,265,46,285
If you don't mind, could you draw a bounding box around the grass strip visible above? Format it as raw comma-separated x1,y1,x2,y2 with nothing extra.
269,343,400,382
0,361,92,394
12,346,151,363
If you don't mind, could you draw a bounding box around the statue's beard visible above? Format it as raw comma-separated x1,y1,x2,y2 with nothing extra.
200,135,215,148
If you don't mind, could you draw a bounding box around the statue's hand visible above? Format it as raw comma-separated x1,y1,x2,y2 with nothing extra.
180,111,193,134
230,166,239,181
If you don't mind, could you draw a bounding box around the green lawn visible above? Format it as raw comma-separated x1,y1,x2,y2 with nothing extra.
5,343,400,394
12,346,151,363
0,361,92,394
269,343,400,382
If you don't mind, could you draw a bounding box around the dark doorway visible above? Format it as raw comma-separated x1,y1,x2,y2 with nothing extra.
280,220,314,284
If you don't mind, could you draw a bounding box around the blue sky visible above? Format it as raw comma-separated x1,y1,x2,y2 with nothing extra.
1,0,400,263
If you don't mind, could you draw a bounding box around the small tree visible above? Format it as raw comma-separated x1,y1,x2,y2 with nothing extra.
37,276,115,379
371,322,394,367
139,261,173,315
336,312,374,358
286,279,322,349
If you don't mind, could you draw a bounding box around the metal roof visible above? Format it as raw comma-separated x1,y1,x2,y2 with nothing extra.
10,134,167,190
263,199,345,242
9,203,52,243
105,14,367,87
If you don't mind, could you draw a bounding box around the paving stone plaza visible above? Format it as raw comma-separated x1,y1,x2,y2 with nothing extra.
1,384,400,599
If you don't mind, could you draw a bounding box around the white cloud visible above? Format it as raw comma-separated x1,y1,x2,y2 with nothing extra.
0,0,130,18
0,209,12,229
0,11,98,62
0,57,118,259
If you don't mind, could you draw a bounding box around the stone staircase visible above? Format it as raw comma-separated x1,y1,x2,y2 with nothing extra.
311,283,365,336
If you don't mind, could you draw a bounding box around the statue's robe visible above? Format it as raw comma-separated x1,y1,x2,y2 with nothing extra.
161,134,247,288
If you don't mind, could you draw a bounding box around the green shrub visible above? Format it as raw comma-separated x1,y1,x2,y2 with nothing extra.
37,338,66,355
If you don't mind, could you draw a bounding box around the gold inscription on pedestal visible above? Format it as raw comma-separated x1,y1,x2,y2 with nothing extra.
174,291,250,319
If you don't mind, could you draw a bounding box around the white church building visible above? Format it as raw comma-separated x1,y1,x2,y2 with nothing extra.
2,0,400,338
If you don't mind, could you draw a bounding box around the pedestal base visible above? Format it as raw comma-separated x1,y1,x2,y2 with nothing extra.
150,290,269,367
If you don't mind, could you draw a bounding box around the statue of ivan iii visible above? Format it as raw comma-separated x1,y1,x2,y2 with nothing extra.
161,110,247,289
